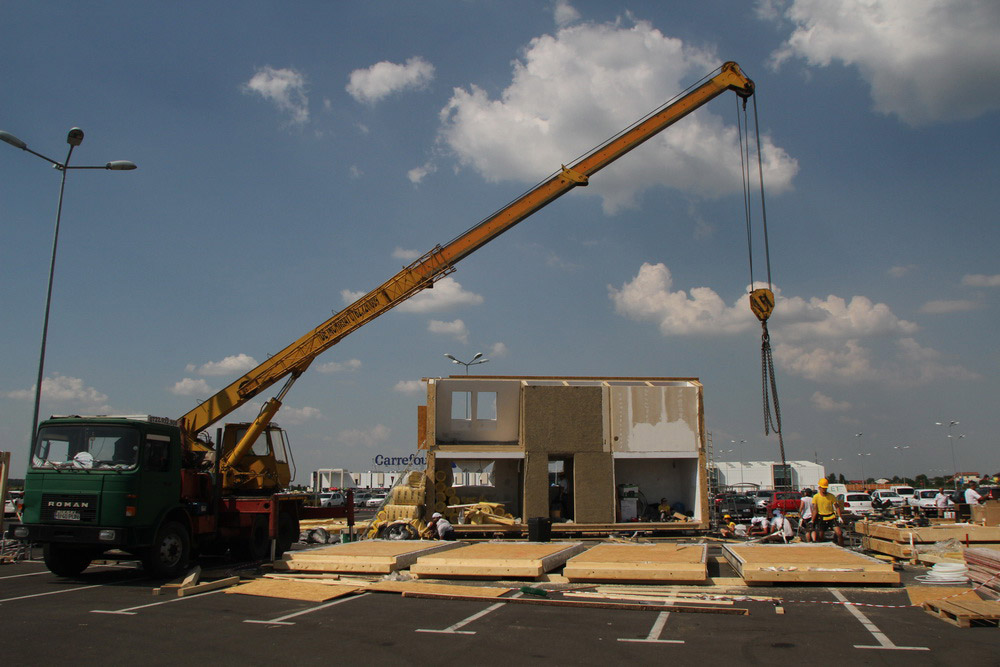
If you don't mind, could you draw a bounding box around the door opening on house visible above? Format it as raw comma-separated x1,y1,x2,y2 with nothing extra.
547,456,574,521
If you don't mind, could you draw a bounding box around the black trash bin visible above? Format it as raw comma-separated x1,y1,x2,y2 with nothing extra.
527,517,552,542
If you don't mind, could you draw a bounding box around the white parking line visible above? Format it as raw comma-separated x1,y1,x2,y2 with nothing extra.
618,611,685,644
244,592,370,626
829,588,929,651
0,563,132,580
416,592,523,635
0,575,145,604
91,588,228,615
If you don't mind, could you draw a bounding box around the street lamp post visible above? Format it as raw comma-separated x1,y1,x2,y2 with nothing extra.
1,128,136,442
935,421,961,489
443,353,489,420
731,439,746,486
444,352,489,375
892,445,910,482
857,452,872,490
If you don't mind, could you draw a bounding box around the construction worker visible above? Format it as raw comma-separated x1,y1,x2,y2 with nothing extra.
812,478,844,546
426,512,456,541
720,514,737,538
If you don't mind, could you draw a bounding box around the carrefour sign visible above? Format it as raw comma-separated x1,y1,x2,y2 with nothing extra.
373,453,427,468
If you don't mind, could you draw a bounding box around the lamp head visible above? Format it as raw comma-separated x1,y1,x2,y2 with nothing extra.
0,130,27,150
66,128,84,147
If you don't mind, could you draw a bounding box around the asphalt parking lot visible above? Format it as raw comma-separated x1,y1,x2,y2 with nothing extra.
2,554,999,665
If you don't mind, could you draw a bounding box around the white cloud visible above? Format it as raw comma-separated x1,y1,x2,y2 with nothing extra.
438,18,797,214
887,264,916,278
188,353,258,377
337,424,391,449
341,288,366,303
316,359,362,373
919,299,981,314
488,342,508,357
6,375,110,412
277,406,322,424
810,391,850,412
407,161,437,184
242,66,310,125
394,379,426,395
397,277,484,313
349,165,363,179
428,319,469,344
346,56,435,104
611,262,971,386
766,0,1000,126
554,0,581,26
392,247,421,262
963,273,1000,287
170,377,213,397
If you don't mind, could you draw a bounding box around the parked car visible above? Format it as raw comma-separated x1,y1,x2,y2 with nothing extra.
890,485,916,506
912,488,950,510
353,490,372,507
716,493,755,521
319,491,346,508
837,492,874,516
365,493,389,508
869,489,904,508
978,486,999,501
765,491,803,516
752,490,775,512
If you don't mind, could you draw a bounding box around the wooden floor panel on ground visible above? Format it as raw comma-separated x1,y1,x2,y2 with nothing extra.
563,543,707,583
275,540,463,573
723,543,900,585
410,541,585,578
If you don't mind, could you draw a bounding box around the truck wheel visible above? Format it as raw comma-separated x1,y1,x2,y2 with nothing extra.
143,521,191,578
276,511,298,557
43,543,94,577
233,515,270,562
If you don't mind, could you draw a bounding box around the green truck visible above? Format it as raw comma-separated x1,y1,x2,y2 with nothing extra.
13,415,349,577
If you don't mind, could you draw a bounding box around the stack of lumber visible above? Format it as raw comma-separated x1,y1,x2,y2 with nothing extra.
722,543,900,585
964,547,1000,600
562,543,707,583
152,565,240,597
461,502,516,526
409,541,585,579
856,521,1000,561
922,598,1000,628
275,540,462,573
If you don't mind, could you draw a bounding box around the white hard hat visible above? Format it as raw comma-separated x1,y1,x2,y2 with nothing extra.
431,512,442,519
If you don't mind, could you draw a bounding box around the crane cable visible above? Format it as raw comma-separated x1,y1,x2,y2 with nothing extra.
737,92,786,467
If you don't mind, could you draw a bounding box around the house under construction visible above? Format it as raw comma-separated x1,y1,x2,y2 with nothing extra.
417,376,709,533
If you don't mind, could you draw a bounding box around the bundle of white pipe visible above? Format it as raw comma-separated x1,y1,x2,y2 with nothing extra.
915,562,969,585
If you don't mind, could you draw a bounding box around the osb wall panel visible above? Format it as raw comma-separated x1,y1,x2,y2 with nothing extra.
522,451,551,520
521,386,603,453
609,385,700,453
573,451,615,523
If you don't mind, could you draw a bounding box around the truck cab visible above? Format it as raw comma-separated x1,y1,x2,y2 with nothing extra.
16,415,189,577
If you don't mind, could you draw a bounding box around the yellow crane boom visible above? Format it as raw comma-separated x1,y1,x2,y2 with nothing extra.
181,61,754,455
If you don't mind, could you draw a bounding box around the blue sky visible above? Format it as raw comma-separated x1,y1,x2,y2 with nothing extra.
2,0,998,483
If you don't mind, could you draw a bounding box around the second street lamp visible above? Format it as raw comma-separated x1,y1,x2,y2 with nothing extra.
1,127,137,442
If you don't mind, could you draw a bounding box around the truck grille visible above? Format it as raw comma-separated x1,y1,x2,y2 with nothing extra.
40,494,99,522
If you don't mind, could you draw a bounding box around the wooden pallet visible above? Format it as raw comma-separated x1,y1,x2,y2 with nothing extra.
922,598,1000,628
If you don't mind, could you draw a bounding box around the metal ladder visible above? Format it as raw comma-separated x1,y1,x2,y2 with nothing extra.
705,431,720,527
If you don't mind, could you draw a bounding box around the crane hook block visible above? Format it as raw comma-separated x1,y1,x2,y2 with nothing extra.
749,288,775,323
560,165,589,186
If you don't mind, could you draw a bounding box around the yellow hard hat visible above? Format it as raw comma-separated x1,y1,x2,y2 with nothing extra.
818,478,829,488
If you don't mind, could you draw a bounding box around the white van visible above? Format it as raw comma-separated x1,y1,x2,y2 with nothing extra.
826,483,848,497
890,485,916,506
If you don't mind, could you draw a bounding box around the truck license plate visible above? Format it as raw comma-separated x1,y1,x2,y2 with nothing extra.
54,510,81,521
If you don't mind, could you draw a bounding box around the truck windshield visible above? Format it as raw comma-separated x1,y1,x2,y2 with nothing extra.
33,425,140,471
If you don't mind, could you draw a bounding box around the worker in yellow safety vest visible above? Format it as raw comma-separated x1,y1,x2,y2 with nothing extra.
811,478,844,546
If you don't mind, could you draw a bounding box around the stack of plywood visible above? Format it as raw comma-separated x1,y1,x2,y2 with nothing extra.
275,540,461,574
723,543,900,585
964,547,1000,600
562,543,707,583
856,521,1000,560
410,541,585,579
